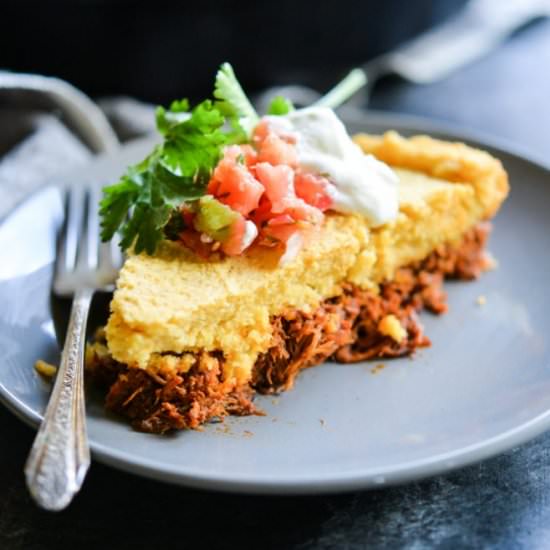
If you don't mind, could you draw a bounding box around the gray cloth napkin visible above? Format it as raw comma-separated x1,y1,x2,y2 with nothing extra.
0,96,155,219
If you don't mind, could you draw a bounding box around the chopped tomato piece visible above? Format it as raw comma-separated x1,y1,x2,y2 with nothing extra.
262,221,298,244
249,196,273,228
257,133,298,167
252,119,271,145
267,214,295,226
255,163,295,213
253,118,296,145
294,172,334,212
283,198,324,226
223,144,258,167
221,215,255,256
208,155,263,216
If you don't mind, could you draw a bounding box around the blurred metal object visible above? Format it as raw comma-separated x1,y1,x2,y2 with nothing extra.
0,71,119,154
255,0,550,110
371,0,550,85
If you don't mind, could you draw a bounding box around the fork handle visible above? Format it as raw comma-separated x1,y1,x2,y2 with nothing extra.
25,288,93,511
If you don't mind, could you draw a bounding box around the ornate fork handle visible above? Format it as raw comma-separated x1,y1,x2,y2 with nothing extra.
25,288,93,511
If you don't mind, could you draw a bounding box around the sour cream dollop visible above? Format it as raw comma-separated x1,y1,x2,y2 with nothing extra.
268,106,399,226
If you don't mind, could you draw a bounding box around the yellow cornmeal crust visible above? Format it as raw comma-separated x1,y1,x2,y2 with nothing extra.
105,132,509,382
352,131,509,283
106,213,369,381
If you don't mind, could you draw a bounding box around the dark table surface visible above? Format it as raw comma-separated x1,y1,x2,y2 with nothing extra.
2,19,550,550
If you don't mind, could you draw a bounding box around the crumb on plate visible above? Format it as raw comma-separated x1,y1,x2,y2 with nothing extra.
34,359,57,378
371,363,386,374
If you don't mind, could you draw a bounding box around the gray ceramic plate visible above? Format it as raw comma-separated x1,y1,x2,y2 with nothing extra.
1,111,549,494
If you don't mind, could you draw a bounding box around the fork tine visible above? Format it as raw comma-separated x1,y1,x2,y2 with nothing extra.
98,240,123,282
56,182,123,295
57,185,85,276
77,184,99,271
55,189,69,280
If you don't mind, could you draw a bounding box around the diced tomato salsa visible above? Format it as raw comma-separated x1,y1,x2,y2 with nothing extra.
177,117,334,260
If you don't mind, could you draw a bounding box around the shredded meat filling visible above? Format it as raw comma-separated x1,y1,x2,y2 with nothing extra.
253,222,490,390
87,348,258,434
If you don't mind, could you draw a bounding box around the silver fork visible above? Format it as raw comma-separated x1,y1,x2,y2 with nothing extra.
25,183,122,511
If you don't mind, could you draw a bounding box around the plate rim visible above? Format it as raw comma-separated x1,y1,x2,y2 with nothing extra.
2,109,550,495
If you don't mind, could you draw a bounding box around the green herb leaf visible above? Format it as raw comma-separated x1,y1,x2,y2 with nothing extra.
100,159,216,256
156,99,191,135
267,95,294,115
101,62,261,255
99,176,140,242
101,99,233,254
161,99,227,179
214,62,259,137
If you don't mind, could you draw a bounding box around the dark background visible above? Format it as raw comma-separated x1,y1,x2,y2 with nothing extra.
2,0,466,103
2,1,550,548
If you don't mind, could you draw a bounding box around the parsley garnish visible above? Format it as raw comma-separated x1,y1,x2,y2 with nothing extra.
100,63,260,255
213,62,259,138
267,95,294,115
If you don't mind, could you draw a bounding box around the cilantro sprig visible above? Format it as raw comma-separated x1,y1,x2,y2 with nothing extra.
214,62,259,138
100,63,260,255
